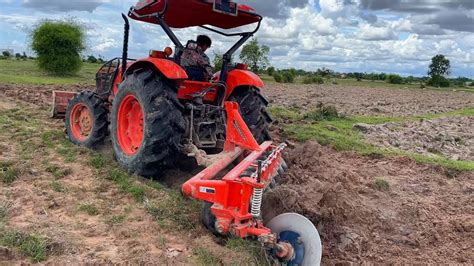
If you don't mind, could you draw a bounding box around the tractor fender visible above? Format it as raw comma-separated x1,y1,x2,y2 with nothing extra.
125,58,188,80
224,69,265,99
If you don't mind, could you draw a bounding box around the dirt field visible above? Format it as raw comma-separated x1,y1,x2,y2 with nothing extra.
1,83,473,264
360,116,474,161
265,83,474,116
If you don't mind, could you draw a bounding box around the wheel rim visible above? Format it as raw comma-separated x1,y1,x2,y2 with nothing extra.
117,94,144,156
70,103,93,141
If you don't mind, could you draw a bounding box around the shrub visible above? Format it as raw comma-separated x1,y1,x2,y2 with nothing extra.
281,71,295,83
86,55,97,63
303,102,339,121
31,19,85,75
427,75,450,87
386,74,403,84
373,178,390,191
273,72,283,83
303,75,324,84
267,66,275,76
2,51,10,57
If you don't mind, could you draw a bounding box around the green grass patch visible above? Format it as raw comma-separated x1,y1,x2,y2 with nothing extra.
145,191,201,231
49,180,67,192
0,201,12,223
89,154,106,169
45,164,71,178
373,178,390,191
0,59,97,85
0,229,48,262
106,169,147,202
105,215,126,226
268,106,302,120
78,203,99,216
0,165,19,184
193,247,222,265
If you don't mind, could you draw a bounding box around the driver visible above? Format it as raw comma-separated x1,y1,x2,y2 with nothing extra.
181,35,213,81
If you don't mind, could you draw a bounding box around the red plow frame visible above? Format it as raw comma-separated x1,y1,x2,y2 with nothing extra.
182,102,294,258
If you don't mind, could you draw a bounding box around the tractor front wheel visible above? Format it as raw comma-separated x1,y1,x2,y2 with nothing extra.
110,69,185,177
65,91,108,148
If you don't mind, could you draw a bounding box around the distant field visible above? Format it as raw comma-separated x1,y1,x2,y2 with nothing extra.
1,59,472,93
260,74,474,92
0,59,98,85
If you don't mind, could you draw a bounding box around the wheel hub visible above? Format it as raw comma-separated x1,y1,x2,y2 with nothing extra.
70,103,93,141
267,213,322,266
117,94,144,155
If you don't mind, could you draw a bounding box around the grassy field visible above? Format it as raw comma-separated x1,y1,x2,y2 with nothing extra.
0,59,97,85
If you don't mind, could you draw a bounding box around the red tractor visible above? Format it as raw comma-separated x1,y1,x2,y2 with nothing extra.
52,0,322,264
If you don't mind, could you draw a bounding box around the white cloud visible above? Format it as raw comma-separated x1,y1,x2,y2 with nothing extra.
357,23,396,40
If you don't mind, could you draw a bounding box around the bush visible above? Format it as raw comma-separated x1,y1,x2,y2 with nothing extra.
281,71,295,83
427,75,450,87
273,70,296,83
86,55,97,63
303,75,324,84
2,51,10,57
31,19,85,75
386,74,403,84
273,72,283,83
267,66,275,76
303,102,339,121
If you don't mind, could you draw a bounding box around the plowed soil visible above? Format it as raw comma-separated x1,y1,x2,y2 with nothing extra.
1,83,473,264
361,116,474,161
264,83,474,116
263,142,473,264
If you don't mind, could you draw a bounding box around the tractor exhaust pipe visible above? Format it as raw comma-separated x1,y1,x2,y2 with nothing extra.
121,13,130,81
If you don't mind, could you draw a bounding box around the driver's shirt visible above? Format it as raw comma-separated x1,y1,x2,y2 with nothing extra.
181,46,213,79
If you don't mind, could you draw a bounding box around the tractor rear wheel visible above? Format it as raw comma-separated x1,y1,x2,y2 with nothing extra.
229,87,272,143
110,69,185,177
65,91,108,148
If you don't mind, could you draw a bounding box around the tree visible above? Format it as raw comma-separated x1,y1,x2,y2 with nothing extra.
427,54,450,87
31,19,85,75
386,74,403,84
2,51,10,57
267,66,275,76
212,53,233,72
239,38,269,73
15,53,21,59
87,55,98,63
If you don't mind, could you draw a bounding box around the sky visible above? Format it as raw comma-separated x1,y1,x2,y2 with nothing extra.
0,0,473,78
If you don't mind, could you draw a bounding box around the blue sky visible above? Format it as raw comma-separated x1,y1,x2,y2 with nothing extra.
0,0,473,78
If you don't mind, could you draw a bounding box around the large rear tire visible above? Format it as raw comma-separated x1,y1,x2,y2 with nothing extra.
110,69,185,177
65,91,108,148
229,87,272,143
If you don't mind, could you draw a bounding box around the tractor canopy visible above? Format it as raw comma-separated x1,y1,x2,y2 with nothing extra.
128,0,261,29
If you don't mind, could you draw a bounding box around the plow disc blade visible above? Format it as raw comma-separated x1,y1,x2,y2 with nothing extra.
51,91,77,119
267,213,322,266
